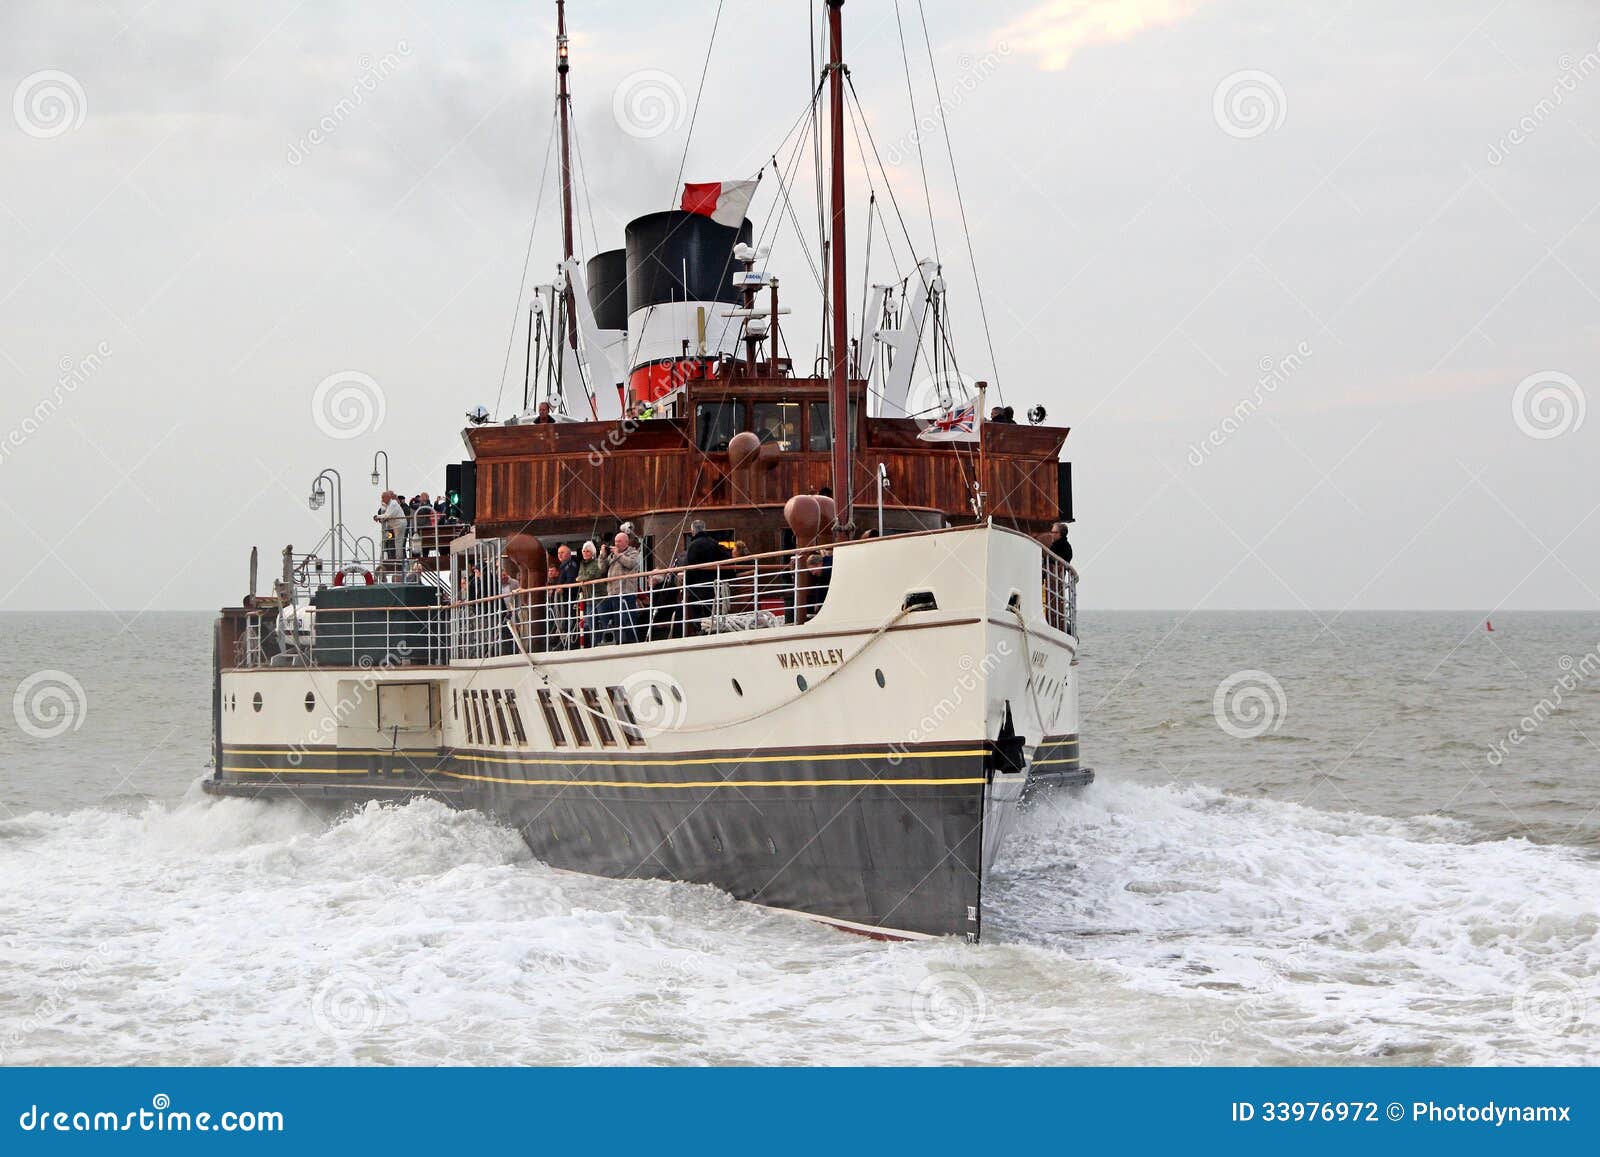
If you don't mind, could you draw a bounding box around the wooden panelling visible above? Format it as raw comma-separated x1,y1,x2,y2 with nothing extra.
469,396,1071,535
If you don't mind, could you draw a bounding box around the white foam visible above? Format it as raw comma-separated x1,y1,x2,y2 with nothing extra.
0,781,1594,1064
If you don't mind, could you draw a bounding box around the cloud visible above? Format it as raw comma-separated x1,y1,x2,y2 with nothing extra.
997,0,1213,70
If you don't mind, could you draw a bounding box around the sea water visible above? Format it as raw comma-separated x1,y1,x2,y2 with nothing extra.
1,611,1595,1064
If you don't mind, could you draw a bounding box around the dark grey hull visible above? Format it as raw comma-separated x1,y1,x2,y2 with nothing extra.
204,741,990,939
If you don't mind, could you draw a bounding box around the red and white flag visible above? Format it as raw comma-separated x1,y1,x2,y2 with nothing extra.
917,400,981,443
681,179,757,227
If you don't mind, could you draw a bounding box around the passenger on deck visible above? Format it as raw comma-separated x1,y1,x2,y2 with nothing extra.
532,400,557,424
404,562,425,585
603,531,643,644
649,537,689,640
803,550,832,618
412,493,437,555
683,520,731,632
1048,522,1073,564
375,491,407,564
575,541,605,648
556,543,580,585
499,561,521,652
577,541,604,584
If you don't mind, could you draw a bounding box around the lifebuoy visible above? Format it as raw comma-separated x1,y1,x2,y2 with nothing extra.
334,567,374,587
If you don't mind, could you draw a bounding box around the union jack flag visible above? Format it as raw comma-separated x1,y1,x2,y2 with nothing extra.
917,400,980,442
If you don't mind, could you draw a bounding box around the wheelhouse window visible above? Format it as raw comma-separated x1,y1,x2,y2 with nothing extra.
695,400,743,452
753,402,802,450
807,400,858,451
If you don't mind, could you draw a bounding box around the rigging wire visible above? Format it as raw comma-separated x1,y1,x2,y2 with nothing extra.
568,101,602,260
842,76,923,288
893,0,940,264
916,0,1003,401
842,92,906,276
494,101,559,418
671,0,727,199
770,146,827,294
842,76,969,406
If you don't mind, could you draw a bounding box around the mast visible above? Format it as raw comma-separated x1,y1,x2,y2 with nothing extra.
556,0,578,353
826,0,852,531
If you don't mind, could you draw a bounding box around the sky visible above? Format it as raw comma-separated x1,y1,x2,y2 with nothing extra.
0,0,1597,615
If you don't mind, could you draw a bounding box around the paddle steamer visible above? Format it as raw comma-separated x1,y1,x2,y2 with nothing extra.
205,0,1086,941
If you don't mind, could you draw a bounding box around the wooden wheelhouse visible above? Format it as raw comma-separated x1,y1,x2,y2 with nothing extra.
468,368,1068,565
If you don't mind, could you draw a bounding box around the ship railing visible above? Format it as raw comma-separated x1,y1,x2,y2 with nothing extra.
1043,551,1077,636
231,597,451,670
305,601,452,667
449,541,833,661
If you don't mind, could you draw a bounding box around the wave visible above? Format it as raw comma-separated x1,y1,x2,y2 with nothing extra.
0,781,1594,1066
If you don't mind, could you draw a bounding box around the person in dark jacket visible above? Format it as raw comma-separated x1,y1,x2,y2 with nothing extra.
1048,521,1073,564
682,520,730,631
555,543,580,585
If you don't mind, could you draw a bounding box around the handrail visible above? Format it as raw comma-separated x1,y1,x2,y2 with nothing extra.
230,522,1065,669
449,538,829,612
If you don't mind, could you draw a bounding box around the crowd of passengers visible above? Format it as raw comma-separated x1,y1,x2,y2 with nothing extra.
372,490,466,569
448,519,834,650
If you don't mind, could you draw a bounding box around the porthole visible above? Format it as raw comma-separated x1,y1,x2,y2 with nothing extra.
651,685,664,708
731,678,744,697
796,675,808,692
252,692,263,713
874,668,886,688
304,692,315,713
670,683,683,703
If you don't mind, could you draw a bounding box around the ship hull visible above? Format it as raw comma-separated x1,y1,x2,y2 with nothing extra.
208,525,1083,940
204,742,987,937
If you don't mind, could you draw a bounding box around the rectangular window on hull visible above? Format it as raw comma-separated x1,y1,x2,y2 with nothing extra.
491,690,512,748
505,690,529,745
561,691,592,747
535,689,567,747
582,688,617,746
608,685,647,746
475,691,496,746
